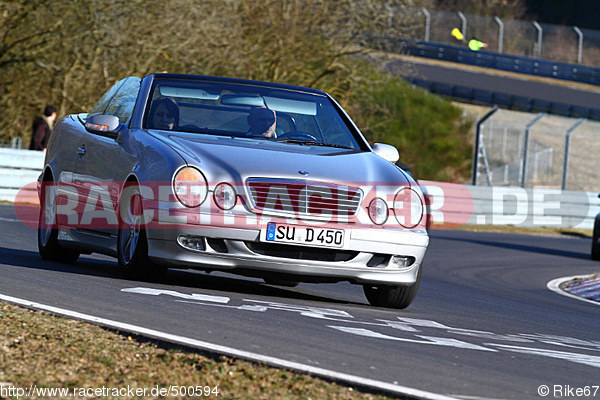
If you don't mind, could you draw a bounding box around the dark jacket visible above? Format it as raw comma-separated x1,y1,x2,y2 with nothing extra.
29,116,51,150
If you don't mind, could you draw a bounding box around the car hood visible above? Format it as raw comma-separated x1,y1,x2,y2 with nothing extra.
156,132,412,187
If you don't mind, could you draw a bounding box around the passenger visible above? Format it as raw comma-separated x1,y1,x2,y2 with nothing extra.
149,97,179,130
247,106,277,138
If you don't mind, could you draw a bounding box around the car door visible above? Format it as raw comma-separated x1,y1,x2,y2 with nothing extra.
73,77,141,236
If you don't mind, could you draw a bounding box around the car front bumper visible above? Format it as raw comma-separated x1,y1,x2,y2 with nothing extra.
146,223,428,286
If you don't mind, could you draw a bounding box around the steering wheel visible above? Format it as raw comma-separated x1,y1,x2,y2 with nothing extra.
277,131,319,142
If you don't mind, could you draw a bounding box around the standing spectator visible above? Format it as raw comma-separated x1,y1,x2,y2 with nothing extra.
29,105,57,151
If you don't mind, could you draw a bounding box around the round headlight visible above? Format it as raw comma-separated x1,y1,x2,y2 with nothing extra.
173,167,208,208
393,187,424,228
213,183,236,210
368,197,388,225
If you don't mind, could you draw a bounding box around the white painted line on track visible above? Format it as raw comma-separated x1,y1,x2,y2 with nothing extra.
0,216,37,224
0,217,23,223
0,292,458,400
547,275,600,306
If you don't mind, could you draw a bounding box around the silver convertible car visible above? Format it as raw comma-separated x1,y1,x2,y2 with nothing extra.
38,73,429,309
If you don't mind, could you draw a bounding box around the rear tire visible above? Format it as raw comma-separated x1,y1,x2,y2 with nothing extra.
38,176,79,263
117,183,167,281
591,216,600,261
363,265,422,309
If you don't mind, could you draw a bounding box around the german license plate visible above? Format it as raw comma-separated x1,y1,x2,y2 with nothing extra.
261,222,344,248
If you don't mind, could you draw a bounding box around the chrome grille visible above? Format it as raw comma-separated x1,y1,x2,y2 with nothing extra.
247,179,362,216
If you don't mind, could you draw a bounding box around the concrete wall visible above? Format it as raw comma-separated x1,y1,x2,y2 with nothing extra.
0,148,44,204
421,180,600,230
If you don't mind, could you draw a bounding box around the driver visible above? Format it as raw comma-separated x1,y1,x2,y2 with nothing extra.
247,106,277,138
149,97,179,130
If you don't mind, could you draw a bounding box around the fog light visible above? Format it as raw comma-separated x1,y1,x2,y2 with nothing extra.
178,235,206,251
391,255,415,268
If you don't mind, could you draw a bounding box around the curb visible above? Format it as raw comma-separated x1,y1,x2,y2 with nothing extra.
547,275,600,306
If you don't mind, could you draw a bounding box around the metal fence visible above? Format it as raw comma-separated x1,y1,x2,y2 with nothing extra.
0,137,23,149
397,7,600,68
473,109,600,192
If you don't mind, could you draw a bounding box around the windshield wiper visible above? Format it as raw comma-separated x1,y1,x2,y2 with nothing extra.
272,138,354,149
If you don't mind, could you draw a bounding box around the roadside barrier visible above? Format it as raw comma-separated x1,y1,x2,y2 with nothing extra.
406,78,600,121
421,181,600,230
372,36,600,86
2,148,598,230
0,148,44,203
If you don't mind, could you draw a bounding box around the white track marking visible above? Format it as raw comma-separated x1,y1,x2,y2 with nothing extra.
121,287,230,303
0,292,458,400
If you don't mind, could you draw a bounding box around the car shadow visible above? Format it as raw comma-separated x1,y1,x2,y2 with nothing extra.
0,247,365,307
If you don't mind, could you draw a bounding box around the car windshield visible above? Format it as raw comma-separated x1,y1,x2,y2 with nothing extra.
144,79,365,150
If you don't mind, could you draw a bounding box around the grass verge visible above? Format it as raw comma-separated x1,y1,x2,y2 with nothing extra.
0,303,398,400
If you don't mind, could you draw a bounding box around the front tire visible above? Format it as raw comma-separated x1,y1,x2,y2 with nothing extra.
363,265,422,309
38,177,79,263
117,183,167,281
591,216,600,261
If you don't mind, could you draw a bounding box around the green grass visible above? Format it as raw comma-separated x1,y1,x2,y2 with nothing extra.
347,74,473,182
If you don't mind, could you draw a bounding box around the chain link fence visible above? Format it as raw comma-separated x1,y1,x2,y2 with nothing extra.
405,8,600,67
474,109,600,192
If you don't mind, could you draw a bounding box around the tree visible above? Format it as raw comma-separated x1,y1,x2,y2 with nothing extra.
435,0,528,19
1,0,423,144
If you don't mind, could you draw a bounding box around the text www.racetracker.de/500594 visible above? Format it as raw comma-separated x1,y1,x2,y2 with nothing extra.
0,384,220,398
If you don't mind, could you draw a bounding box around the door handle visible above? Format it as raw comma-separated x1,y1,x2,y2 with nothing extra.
77,146,86,156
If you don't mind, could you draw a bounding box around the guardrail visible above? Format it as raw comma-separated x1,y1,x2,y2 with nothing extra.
407,78,600,121
421,181,600,230
0,148,44,203
1,151,597,230
402,39,600,86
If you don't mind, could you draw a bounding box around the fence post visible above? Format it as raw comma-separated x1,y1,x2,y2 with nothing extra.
421,8,430,42
573,26,583,64
472,106,498,185
533,21,543,58
11,137,22,149
494,16,504,53
521,113,545,188
561,118,585,190
458,12,467,41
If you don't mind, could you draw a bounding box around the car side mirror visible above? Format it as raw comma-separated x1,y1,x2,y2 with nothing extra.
372,143,400,163
85,114,121,139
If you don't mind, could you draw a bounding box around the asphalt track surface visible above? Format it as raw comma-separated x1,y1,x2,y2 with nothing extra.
1,203,599,400
383,58,600,109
